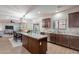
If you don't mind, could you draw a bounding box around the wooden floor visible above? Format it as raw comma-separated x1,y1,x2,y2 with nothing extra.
0,36,30,54
0,35,79,54
47,43,79,54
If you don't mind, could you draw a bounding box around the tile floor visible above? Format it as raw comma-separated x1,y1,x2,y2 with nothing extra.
0,35,79,54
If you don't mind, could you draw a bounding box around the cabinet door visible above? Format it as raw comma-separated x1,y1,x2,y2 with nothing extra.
22,35,29,50
39,38,47,54
50,34,56,43
69,12,79,27
69,13,75,27
55,34,61,44
28,37,39,54
70,36,79,50
59,35,69,47
42,18,51,28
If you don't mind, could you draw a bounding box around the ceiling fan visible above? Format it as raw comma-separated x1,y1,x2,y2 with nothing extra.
10,20,15,23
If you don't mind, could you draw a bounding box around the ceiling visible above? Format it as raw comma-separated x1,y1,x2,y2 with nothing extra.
0,5,77,20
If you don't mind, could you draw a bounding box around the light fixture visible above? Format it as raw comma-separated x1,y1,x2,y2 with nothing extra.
56,11,59,12
55,13,63,18
56,6,59,13
38,11,40,14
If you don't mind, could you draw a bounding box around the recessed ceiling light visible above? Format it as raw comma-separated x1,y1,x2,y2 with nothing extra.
56,11,59,12
38,11,40,14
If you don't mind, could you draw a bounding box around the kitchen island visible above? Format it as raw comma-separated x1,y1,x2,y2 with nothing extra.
21,32,47,54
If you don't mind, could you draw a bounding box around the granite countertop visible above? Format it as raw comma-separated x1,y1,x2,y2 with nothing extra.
52,32,79,36
41,29,79,36
20,32,47,40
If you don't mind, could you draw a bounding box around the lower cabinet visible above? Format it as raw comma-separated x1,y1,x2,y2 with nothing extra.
55,34,61,44
50,34,69,47
50,33,56,43
50,33,79,51
69,36,79,50
59,35,69,47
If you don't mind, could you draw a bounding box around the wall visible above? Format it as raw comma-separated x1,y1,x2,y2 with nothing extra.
0,23,20,31
51,6,79,33
0,19,21,31
25,18,42,31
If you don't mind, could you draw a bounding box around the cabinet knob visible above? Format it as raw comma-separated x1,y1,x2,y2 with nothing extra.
40,42,42,45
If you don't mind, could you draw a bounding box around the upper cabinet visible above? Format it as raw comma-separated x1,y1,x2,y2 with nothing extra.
42,18,51,28
69,12,79,28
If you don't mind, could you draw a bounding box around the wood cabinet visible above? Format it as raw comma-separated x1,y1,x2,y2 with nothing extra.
22,34,47,54
50,33,79,51
50,34,61,44
55,34,61,44
69,36,79,50
50,34,69,47
69,12,79,27
42,18,51,28
39,38,47,53
22,35,29,50
50,33,56,43
28,37,40,53
59,35,69,47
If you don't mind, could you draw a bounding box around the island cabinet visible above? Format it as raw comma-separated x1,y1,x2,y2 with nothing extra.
22,34,47,54
22,35,29,50
69,36,79,51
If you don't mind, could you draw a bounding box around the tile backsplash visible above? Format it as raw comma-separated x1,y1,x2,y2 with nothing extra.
68,28,79,33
